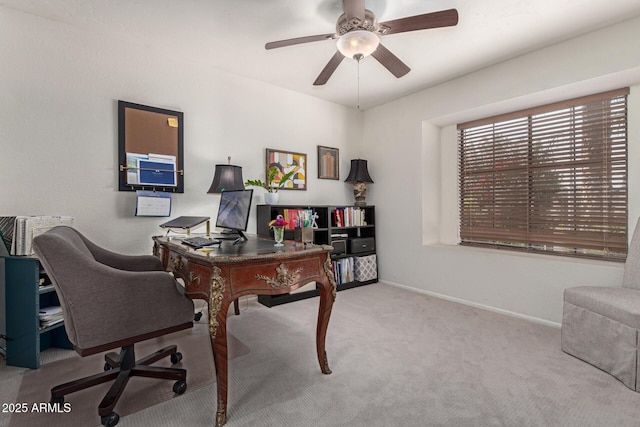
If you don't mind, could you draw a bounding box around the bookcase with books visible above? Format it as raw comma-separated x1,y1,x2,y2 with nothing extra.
256,204,377,307
2,256,72,368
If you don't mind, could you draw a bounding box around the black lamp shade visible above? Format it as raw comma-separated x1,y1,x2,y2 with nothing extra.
344,159,374,183
207,164,244,193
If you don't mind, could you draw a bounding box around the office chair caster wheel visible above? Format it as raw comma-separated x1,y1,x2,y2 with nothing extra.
173,379,187,395
101,411,119,427
194,311,203,321
170,352,183,364
104,362,113,371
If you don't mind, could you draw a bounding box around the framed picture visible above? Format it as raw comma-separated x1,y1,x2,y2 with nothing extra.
118,100,184,193
318,146,339,180
266,148,307,190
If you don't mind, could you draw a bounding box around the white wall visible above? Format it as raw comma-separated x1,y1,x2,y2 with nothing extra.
4,7,640,328
363,15,640,325
0,7,361,255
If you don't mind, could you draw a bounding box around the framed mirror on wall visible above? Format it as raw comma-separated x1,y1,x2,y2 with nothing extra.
118,100,184,193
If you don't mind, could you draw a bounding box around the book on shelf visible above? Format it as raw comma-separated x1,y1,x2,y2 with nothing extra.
5,216,74,256
282,208,313,230
334,209,343,227
332,257,355,285
333,207,366,227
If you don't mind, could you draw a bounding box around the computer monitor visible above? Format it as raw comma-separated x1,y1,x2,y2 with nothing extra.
215,189,253,244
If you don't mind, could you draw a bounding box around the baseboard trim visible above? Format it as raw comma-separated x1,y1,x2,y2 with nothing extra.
380,280,561,329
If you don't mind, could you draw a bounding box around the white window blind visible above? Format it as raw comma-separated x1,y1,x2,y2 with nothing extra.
458,88,629,260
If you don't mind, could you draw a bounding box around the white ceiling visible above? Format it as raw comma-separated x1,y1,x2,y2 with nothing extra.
4,0,640,110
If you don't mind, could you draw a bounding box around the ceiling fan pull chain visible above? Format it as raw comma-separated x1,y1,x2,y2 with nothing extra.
357,56,361,110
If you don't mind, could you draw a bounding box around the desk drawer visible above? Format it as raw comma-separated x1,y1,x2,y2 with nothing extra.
167,253,211,296
230,257,322,295
168,252,189,278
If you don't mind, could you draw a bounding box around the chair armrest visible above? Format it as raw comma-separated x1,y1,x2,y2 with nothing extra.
79,233,163,271
98,252,163,272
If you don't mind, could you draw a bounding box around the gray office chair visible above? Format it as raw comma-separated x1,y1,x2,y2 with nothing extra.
32,226,195,427
562,217,640,390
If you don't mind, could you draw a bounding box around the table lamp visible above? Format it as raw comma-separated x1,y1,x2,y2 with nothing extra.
344,159,374,206
207,157,245,193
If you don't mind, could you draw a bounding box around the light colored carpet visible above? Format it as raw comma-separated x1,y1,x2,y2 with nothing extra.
3,283,640,427
8,328,248,427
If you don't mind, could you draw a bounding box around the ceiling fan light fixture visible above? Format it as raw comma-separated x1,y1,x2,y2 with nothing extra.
336,30,379,60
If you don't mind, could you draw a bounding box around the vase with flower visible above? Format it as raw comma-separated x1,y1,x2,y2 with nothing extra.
269,215,288,246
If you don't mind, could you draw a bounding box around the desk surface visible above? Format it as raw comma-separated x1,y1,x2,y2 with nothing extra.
152,235,336,427
157,234,333,262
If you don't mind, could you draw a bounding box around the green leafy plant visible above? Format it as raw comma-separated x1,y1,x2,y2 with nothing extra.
245,166,295,193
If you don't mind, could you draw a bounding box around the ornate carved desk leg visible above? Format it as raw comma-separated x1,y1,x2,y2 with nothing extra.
317,253,337,375
208,266,230,427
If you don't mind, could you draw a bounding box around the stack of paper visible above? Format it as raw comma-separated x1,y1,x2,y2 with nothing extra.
11,215,74,256
39,306,64,328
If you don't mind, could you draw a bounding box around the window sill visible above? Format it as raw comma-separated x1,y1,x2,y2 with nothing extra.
425,242,625,267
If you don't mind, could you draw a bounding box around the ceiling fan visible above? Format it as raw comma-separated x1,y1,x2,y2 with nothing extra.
265,0,459,86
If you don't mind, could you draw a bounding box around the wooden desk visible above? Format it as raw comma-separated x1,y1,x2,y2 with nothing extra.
152,236,336,426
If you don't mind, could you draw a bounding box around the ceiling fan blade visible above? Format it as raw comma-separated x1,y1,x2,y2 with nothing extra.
342,0,365,21
371,44,410,78
313,52,345,86
379,8,458,35
265,33,336,50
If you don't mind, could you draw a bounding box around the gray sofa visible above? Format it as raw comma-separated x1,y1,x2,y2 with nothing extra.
562,218,640,390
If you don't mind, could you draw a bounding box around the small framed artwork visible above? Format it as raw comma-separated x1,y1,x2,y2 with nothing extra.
318,146,339,180
266,148,307,190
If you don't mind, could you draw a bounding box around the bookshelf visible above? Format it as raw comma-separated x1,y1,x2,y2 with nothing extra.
2,256,72,368
256,204,377,307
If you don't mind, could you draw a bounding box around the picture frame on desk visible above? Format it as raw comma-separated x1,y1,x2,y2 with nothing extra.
266,148,307,190
317,146,339,180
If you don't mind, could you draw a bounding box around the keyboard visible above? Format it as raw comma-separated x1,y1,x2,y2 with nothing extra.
181,236,221,248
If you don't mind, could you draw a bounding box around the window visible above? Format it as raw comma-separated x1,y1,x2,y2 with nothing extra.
458,88,629,260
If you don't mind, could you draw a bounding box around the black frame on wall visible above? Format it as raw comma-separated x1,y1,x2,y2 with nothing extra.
117,100,185,193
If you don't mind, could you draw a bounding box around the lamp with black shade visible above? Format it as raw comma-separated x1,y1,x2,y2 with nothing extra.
207,157,245,193
345,159,374,207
